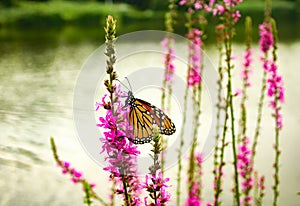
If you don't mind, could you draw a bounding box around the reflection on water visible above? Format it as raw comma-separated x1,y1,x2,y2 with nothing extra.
0,30,300,205
0,38,102,205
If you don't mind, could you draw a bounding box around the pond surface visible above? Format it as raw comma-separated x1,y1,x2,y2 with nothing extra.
0,28,299,205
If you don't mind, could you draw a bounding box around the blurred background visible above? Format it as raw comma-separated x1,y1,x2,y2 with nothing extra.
0,0,300,205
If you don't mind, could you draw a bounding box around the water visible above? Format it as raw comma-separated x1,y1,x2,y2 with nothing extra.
0,29,299,205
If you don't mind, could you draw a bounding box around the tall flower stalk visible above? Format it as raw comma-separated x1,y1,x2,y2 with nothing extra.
237,138,253,206
178,1,209,202
269,18,284,206
50,137,107,206
223,6,240,206
238,16,253,142
252,1,284,205
161,0,177,176
186,28,203,197
185,153,203,206
212,23,226,206
236,16,254,206
143,132,171,206
251,4,273,205
176,1,207,204
252,0,273,164
97,15,141,206
212,1,243,205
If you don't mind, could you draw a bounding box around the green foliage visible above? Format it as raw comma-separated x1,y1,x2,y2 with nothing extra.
0,1,158,27
0,0,17,7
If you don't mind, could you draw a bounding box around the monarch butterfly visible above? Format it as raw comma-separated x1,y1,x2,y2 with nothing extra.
122,80,176,144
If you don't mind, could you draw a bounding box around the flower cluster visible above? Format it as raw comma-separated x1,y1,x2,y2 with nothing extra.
259,22,285,129
223,0,243,6
241,48,253,87
186,182,201,206
97,86,141,204
97,87,140,176
186,153,203,206
161,37,176,82
259,23,274,53
187,28,202,87
211,0,243,23
265,61,285,129
60,161,81,183
143,172,171,206
57,160,96,189
179,0,214,12
237,138,253,205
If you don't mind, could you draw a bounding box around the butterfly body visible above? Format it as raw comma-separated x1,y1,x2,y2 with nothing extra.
125,91,176,144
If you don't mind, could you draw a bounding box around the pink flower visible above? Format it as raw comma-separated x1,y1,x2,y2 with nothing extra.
161,37,176,82
213,4,225,16
194,1,202,10
232,10,241,23
186,28,202,87
73,170,82,178
143,172,171,206
224,0,243,7
179,0,187,5
259,23,274,53
62,161,70,168
237,138,253,205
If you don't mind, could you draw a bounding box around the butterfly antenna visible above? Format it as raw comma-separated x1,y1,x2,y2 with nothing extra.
125,77,133,92
116,79,131,91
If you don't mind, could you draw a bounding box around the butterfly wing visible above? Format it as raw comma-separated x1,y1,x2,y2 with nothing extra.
128,98,176,144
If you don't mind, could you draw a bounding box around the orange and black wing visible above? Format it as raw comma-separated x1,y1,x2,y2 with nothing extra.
128,98,176,144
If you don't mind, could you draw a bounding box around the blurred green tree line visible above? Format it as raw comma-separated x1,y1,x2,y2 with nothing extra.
1,0,297,10
1,0,168,10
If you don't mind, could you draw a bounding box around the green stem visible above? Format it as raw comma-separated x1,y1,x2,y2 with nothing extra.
238,17,252,143
177,10,193,205
83,182,92,206
224,4,240,205
188,69,203,196
214,99,229,206
251,70,267,163
213,34,224,206
187,86,198,192
121,173,129,206
254,172,259,206
271,17,280,206
176,83,189,206
150,134,161,205
258,176,265,206
226,33,241,206
273,126,280,206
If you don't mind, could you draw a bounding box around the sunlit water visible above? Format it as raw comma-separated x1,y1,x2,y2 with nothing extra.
0,36,299,205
